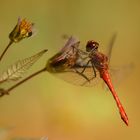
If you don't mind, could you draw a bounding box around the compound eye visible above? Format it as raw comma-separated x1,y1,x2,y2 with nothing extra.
93,41,99,47
86,40,99,52
92,42,96,47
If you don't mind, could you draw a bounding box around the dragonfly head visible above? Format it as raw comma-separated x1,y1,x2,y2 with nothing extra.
86,40,99,52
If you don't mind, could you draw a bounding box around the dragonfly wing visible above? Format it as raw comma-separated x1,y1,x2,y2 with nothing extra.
61,36,80,52
64,52,101,86
52,36,80,64
103,33,117,65
108,62,134,88
53,64,101,87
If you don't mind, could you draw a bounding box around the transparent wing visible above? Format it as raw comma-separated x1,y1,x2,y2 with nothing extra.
106,33,117,64
53,61,101,87
54,68,98,87
109,62,134,87
52,36,80,63
101,62,134,91
60,36,80,52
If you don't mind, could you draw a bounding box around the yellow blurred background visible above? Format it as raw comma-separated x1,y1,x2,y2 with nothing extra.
0,0,140,140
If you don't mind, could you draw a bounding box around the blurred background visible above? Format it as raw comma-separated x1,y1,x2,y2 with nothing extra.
0,0,140,140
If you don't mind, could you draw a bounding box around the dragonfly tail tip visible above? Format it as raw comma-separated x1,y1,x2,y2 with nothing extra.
121,116,129,126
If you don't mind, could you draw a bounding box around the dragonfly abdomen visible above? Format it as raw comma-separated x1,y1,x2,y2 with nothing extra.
101,70,129,125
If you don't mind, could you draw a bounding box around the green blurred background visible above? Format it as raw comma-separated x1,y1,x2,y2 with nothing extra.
0,0,140,140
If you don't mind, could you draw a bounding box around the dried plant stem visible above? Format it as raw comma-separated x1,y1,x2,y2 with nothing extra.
0,40,13,62
7,67,47,93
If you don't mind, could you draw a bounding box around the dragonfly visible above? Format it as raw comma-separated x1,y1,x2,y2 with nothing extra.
46,35,129,126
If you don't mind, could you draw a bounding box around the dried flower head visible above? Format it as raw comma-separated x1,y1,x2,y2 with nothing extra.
9,17,34,43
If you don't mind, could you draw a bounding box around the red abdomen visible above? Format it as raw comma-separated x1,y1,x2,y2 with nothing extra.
100,70,129,125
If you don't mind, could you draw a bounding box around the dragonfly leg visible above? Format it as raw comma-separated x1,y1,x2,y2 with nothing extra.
91,62,96,78
74,68,90,82
80,62,97,86
74,60,92,82
80,60,91,73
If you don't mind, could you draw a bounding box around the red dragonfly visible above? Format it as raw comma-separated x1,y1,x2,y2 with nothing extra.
46,35,129,126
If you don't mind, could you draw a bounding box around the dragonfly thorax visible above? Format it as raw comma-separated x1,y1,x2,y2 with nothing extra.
91,52,109,72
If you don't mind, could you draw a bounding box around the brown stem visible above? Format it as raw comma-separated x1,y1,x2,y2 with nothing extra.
0,40,13,62
7,67,47,93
